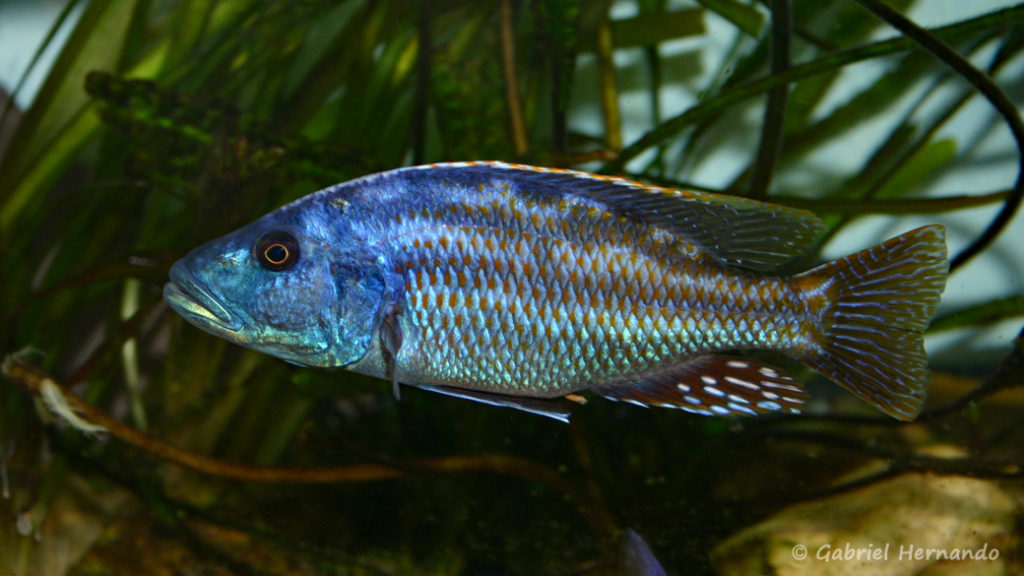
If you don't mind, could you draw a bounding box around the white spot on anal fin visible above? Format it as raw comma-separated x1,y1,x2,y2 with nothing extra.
761,380,803,393
728,403,757,416
704,386,725,398
724,375,757,388
727,394,749,405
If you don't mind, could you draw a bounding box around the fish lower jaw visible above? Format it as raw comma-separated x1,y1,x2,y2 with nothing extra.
163,281,243,334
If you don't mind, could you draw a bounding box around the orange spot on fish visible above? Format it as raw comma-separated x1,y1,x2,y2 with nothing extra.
565,393,587,404
522,261,534,278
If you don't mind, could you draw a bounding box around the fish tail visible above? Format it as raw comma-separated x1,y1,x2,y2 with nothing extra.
801,225,948,420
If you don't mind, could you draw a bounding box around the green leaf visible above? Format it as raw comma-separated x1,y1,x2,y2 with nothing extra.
875,138,957,198
0,0,142,233
579,8,704,50
929,296,1024,333
694,0,764,37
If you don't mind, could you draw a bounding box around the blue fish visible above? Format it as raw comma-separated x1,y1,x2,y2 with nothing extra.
164,162,948,421
620,529,667,576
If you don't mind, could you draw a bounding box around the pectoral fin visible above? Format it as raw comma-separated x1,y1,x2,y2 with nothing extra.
593,355,807,416
379,305,404,400
412,384,572,423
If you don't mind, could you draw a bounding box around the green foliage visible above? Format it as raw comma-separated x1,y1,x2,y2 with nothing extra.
1,1,1022,574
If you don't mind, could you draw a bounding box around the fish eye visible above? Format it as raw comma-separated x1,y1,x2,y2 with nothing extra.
255,231,300,271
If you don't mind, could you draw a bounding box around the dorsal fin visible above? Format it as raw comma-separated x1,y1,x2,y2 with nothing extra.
413,162,827,271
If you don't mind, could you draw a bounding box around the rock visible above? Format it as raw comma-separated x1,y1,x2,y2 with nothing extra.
711,472,1018,576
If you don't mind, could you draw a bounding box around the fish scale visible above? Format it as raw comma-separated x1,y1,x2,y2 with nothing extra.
391,213,810,397
164,161,948,422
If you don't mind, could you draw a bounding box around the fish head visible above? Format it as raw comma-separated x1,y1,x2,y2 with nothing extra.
163,203,385,368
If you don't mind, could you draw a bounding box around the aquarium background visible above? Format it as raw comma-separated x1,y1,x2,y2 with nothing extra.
1,0,1023,574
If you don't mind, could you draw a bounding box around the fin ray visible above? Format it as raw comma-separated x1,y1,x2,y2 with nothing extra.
416,162,827,271
592,355,807,416
802,225,948,420
412,384,572,423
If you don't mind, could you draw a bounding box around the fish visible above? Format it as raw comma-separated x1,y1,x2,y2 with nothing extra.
164,161,948,422
620,529,667,576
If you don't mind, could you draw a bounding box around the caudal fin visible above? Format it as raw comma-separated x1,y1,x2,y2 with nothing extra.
802,225,948,420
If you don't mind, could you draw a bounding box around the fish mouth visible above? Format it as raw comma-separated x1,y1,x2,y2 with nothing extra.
164,263,243,334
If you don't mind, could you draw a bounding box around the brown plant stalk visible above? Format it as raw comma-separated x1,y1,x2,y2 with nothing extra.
0,355,581,494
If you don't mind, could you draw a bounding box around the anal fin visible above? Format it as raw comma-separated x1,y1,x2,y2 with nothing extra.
593,355,807,416
413,384,572,423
